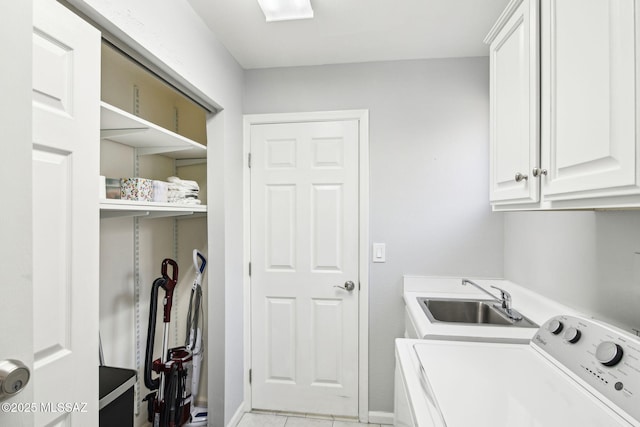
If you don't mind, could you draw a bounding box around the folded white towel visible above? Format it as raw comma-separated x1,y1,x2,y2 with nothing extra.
166,176,200,204
167,176,199,191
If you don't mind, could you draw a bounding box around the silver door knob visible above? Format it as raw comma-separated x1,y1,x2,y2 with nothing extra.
0,359,30,402
515,172,528,182
334,281,355,292
532,167,547,177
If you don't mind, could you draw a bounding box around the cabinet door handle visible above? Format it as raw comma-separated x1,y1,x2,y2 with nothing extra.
515,172,528,182
532,167,547,177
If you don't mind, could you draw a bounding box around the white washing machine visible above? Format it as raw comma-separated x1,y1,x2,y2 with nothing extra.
395,315,640,426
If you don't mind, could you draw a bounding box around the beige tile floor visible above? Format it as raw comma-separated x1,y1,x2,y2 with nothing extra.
237,412,382,427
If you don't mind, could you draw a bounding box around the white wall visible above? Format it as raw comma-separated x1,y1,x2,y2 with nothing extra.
244,57,505,413
70,1,246,425
504,211,640,332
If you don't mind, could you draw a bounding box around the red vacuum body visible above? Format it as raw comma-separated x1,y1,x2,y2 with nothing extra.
144,259,193,427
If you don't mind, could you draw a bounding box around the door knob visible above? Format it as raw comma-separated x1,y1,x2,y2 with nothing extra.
334,281,355,292
0,359,30,401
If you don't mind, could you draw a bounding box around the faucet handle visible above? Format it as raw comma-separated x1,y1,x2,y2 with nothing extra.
490,285,523,321
490,285,511,306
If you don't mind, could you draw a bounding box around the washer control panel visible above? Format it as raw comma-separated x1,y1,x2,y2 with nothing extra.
532,315,640,423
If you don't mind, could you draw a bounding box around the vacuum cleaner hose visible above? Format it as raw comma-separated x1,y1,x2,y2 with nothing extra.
144,276,166,391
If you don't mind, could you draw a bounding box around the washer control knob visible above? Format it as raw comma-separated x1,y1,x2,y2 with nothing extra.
563,327,581,343
548,319,564,335
596,341,624,367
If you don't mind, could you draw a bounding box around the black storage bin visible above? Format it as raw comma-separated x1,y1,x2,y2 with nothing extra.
99,366,137,427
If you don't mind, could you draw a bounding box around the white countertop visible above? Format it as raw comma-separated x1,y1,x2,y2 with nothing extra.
403,275,583,342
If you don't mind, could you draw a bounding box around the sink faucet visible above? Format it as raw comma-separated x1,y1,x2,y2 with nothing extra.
461,279,523,321
461,279,498,300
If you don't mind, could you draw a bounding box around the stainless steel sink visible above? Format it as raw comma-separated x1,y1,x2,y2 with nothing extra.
417,297,538,328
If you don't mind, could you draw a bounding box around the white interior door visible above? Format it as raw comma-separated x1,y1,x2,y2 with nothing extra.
0,1,34,425
32,0,100,425
250,120,359,416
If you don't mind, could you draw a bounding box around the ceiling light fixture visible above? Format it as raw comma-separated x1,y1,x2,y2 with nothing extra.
257,0,314,22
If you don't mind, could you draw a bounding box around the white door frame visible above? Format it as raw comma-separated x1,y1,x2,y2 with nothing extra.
243,110,370,422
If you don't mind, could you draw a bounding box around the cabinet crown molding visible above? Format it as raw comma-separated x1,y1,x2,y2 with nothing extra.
484,0,527,44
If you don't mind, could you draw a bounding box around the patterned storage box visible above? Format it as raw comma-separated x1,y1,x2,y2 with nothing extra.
120,178,153,201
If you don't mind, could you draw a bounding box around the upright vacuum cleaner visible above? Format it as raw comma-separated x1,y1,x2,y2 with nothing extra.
184,250,207,427
144,259,193,427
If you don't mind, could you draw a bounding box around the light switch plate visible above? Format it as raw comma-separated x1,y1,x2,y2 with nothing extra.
373,243,386,263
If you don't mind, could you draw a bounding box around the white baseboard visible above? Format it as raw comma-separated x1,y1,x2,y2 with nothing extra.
225,407,391,426
368,411,394,425
226,403,246,427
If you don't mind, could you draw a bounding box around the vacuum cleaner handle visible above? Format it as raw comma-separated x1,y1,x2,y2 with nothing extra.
162,258,179,284
193,249,207,274
144,276,165,391
160,258,179,323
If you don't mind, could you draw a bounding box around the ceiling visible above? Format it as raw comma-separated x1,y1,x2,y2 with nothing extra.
187,0,510,70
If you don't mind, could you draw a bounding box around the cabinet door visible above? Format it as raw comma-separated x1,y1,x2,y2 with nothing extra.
488,0,540,205
541,0,640,202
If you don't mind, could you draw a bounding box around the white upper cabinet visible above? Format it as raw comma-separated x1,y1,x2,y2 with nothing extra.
541,0,639,205
486,0,540,206
486,0,640,210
